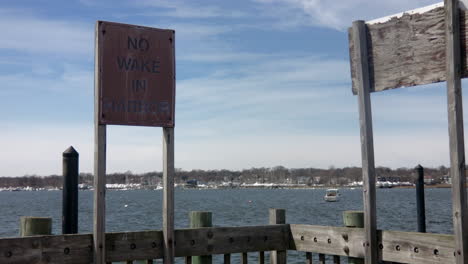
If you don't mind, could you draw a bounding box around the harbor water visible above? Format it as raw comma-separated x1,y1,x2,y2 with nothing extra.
0,188,453,263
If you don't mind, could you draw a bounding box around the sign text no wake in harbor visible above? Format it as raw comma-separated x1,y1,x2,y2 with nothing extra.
96,21,175,127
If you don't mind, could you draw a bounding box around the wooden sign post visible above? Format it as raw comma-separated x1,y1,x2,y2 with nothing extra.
94,21,175,264
348,1,468,263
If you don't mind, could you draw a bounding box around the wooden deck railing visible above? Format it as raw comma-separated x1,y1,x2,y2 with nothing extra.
0,223,456,264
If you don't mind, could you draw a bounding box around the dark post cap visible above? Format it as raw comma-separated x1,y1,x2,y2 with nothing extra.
415,164,423,170
63,146,79,157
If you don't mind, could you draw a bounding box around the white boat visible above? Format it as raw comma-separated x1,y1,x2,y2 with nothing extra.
324,189,340,202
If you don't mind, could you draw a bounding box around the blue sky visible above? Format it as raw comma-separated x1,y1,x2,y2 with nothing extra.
0,0,456,176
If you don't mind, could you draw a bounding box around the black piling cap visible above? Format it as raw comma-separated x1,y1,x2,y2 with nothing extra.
415,164,423,171
63,146,79,158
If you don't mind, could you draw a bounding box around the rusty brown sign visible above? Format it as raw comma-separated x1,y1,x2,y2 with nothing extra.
96,21,175,127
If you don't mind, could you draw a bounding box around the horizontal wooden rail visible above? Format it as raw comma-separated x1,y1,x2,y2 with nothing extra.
290,224,456,264
0,224,458,264
0,224,289,264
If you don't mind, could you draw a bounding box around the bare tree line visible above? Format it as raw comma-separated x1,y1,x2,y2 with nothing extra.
0,165,450,188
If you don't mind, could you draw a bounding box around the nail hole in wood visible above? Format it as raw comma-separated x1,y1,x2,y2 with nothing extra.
64,248,70,255
396,245,401,251
379,244,383,250
313,237,317,242
300,236,305,241
5,251,12,258
190,240,195,246
434,249,439,256
327,238,331,244
130,243,136,250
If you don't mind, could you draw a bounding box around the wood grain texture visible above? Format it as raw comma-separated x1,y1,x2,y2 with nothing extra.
269,209,286,264
348,6,468,94
0,234,93,264
352,20,378,264
290,224,457,263
445,1,468,263
163,127,175,264
94,21,107,264
174,225,289,256
0,224,462,264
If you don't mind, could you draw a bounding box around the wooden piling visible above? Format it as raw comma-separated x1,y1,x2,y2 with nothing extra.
415,165,426,233
269,209,286,264
189,211,212,264
343,211,364,264
62,146,79,234
20,216,52,236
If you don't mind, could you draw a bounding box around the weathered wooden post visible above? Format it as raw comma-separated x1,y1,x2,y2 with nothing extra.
269,208,286,264
190,211,212,264
63,146,79,234
415,165,426,233
343,211,364,264
445,1,468,262
20,216,52,236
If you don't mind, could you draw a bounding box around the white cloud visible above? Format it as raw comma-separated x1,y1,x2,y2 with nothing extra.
0,64,93,94
138,0,246,19
0,9,92,55
253,0,441,30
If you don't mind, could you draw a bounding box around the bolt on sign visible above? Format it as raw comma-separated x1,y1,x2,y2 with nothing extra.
96,21,175,127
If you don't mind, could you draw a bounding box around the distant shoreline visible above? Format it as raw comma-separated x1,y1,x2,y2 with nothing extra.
0,183,458,192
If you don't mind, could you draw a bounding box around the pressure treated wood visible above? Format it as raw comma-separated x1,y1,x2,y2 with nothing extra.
163,127,175,264
189,211,212,264
352,20,378,264
348,5,468,93
446,1,468,263
94,20,107,264
20,217,52,237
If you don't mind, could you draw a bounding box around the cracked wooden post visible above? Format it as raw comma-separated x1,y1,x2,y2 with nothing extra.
352,19,378,264
445,0,468,263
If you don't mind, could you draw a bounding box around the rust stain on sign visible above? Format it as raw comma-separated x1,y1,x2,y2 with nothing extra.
96,21,175,127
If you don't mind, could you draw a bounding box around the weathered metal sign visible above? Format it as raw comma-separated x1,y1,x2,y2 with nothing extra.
348,2,468,94
96,21,175,127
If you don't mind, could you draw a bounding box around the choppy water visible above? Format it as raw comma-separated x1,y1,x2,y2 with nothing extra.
0,188,454,263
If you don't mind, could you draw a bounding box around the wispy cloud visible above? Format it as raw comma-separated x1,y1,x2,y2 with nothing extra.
137,0,246,19
252,0,441,30
0,9,92,55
